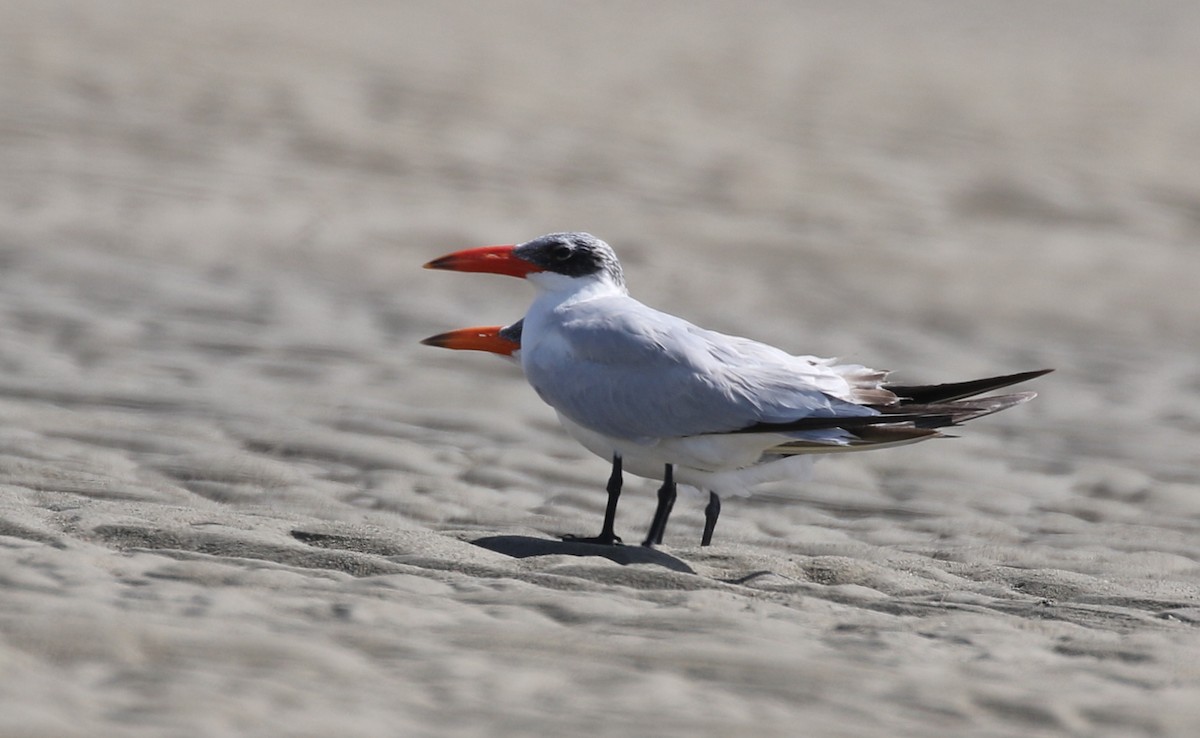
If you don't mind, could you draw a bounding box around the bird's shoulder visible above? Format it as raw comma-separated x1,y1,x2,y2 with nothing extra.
551,296,708,366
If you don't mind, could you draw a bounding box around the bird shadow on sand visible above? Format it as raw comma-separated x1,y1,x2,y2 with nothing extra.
470,535,695,574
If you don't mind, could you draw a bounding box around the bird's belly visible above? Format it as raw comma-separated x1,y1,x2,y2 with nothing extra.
556,413,769,473
554,413,818,495
652,435,770,472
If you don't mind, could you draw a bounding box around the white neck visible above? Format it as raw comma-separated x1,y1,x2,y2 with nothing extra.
520,275,625,354
526,270,626,296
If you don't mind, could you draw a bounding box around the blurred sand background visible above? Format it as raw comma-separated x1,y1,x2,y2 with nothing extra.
3,1,1200,735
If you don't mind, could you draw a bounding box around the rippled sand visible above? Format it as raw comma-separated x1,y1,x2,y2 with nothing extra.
3,2,1200,736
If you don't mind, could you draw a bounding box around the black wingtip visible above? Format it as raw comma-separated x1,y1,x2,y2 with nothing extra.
886,368,1053,405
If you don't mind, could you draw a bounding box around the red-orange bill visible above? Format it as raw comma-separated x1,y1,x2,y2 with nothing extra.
420,326,519,356
423,245,541,278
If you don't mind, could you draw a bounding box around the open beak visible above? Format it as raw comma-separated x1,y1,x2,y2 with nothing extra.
420,325,520,356
423,245,542,278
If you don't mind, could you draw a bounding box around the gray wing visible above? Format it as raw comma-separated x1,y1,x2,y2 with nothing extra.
521,297,876,441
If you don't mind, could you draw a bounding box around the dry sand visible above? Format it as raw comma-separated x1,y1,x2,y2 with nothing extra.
3,1,1200,736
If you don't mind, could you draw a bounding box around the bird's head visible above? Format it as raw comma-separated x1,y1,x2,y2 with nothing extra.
424,232,625,292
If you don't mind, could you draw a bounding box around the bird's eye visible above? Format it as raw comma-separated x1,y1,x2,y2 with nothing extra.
550,244,572,261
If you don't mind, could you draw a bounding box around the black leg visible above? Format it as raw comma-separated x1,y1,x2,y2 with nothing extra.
642,464,676,547
599,454,624,543
653,477,676,546
701,491,721,546
562,453,623,545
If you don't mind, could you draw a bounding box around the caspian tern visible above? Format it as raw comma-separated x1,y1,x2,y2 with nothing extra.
424,232,1051,547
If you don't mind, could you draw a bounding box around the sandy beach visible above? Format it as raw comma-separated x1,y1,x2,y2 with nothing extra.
3,1,1200,735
